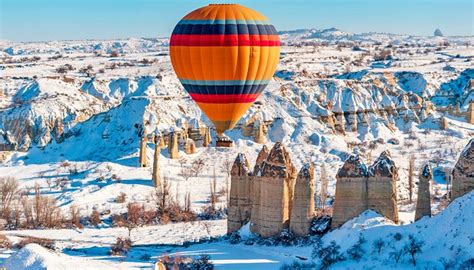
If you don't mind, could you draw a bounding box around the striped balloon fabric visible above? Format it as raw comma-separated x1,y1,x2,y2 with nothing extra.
169,4,280,135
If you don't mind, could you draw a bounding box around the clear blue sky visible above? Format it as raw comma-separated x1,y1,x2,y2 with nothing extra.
1,0,472,41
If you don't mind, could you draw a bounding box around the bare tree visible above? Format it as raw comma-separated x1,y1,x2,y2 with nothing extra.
209,171,218,211
221,158,232,202
0,177,19,222
70,204,82,228
191,158,206,177
178,158,193,182
153,177,172,214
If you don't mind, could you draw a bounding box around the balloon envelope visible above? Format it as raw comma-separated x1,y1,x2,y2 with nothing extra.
170,4,280,135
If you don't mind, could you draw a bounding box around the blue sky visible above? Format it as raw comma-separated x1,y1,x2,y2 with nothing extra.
1,0,472,41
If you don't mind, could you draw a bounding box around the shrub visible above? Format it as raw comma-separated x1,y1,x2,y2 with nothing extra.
0,233,12,249
89,209,101,226
459,258,474,269
277,229,296,246
116,192,127,203
389,246,404,263
15,237,55,250
109,237,132,255
346,235,366,261
314,240,344,269
372,238,385,254
192,254,214,270
229,231,241,245
403,235,424,266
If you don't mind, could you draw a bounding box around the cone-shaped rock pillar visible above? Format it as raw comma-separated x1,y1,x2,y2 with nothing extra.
253,145,269,175
168,132,179,159
227,153,253,234
332,155,368,228
152,135,161,187
250,142,297,238
468,102,474,124
290,163,315,236
184,139,196,155
253,123,266,144
367,150,399,224
138,129,148,167
452,139,474,200
415,164,432,221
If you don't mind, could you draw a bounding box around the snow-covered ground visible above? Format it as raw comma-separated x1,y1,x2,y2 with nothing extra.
0,29,473,269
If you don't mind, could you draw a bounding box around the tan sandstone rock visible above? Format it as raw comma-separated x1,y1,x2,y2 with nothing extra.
289,164,315,236
152,135,161,187
452,139,474,200
367,151,399,224
167,132,179,159
332,155,368,228
250,142,297,237
227,153,253,234
415,164,432,221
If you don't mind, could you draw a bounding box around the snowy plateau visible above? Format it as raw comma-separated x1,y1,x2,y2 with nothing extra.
0,28,473,269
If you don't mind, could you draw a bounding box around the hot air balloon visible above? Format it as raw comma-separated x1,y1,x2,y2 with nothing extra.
169,4,280,146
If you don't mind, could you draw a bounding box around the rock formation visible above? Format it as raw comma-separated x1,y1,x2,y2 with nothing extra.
253,145,269,175
138,128,148,167
250,143,297,237
332,151,399,228
289,164,315,236
440,117,449,130
228,143,313,238
228,154,253,234
152,135,161,187
184,139,196,155
332,155,368,227
253,123,266,144
367,151,399,224
167,131,179,159
452,139,474,200
415,164,432,221
202,127,211,147
468,102,474,125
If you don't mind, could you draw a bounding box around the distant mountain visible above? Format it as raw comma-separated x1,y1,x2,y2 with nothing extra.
278,28,472,45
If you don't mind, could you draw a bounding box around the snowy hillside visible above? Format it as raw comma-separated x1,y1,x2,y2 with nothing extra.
0,29,473,269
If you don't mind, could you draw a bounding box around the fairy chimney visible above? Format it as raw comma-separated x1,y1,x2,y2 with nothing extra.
152,134,161,187
138,128,148,167
332,155,368,228
227,153,253,234
367,151,399,224
168,131,179,159
415,164,432,221
332,151,400,228
253,145,270,175
203,127,211,147
468,102,474,124
440,117,449,130
253,123,266,144
452,139,474,200
289,164,315,236
250,142,297,237
184,139,196,155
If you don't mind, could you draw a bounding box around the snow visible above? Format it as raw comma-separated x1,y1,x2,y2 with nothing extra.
0,28,473,269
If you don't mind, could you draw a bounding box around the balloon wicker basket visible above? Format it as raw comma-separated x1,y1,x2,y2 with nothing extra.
216,136,233,147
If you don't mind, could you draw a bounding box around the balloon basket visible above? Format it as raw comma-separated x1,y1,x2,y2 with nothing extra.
216,136,233,147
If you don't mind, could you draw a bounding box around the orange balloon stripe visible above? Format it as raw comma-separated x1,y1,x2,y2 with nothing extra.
170,46,280,81
196,102,254,122
183,4,268,21
170,34,280,47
